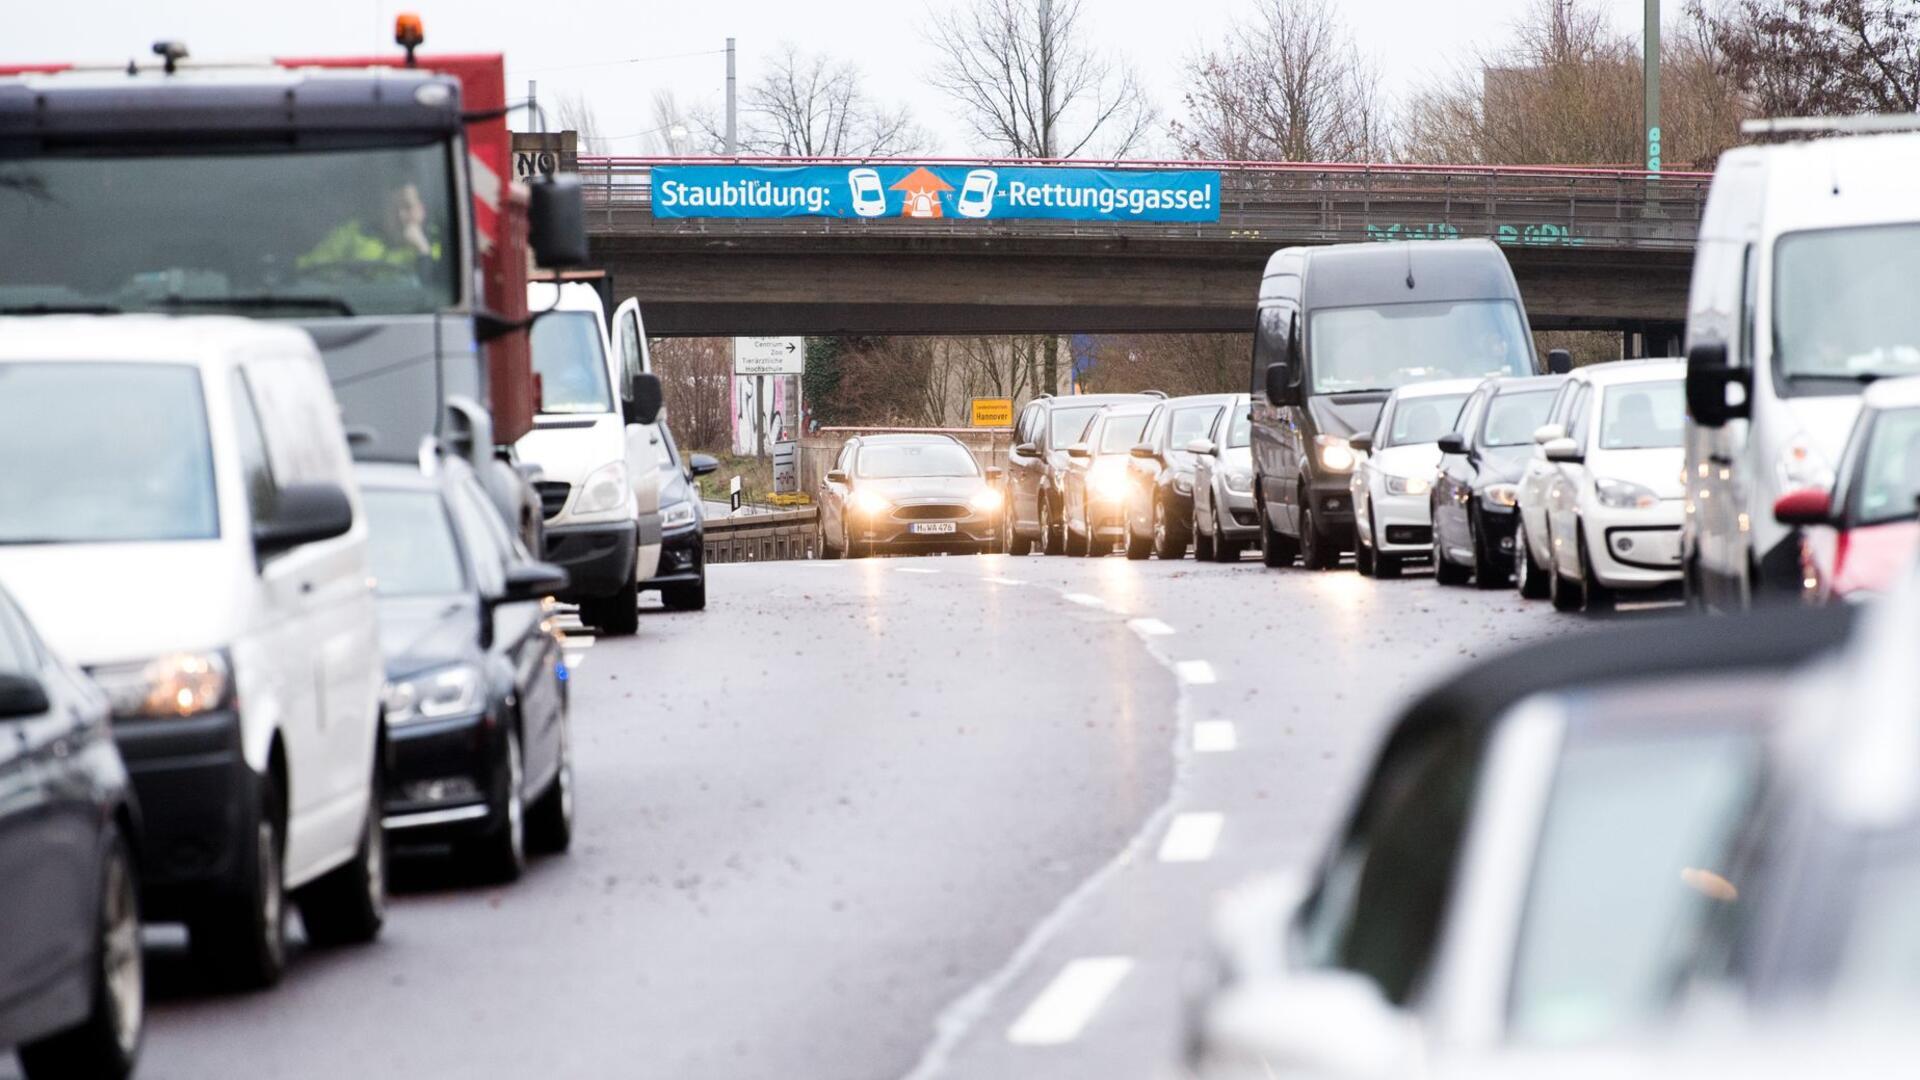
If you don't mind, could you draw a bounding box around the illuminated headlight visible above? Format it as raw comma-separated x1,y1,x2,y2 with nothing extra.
574,461,630,514
93,650,231,720
1482,483,1520,509
1775,433,1834,493
1385,473,1432,497
1172,474,1194,495
968,486,1005,512
661,498,697,529
1089,462,1131,501
1315,435,1355,472
1223,469,1254,494
850,488,893,515
1595,478,1661,510
384,664,485,726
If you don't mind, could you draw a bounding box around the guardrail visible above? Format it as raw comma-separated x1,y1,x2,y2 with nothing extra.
577,155,1712,252
704,507,818,564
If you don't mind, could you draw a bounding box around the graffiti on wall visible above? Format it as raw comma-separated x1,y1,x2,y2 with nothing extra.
1364,222,1585,247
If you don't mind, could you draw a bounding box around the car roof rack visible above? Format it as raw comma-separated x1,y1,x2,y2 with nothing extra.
1742,115,1920,137
1141,390,1169,398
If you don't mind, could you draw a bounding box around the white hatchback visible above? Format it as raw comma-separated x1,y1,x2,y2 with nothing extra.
0,316,387,990
1350,379,1480,577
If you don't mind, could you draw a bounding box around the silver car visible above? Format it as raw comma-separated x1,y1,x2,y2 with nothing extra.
1191,395,1258,562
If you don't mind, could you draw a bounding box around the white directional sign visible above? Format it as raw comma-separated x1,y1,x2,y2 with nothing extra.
734,336,804,376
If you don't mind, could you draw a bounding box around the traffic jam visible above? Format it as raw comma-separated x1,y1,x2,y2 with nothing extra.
3,11,1920,1080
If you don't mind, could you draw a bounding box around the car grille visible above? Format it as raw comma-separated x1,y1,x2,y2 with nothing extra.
893,503,969,521
1385,525,1433,545
535,481,572,521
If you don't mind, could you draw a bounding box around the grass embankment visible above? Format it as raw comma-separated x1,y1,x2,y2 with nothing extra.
693,453,810,507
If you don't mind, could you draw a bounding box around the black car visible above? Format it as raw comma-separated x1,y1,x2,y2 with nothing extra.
1430,374,1567,587
358,461,574,883
1122,393,1236,560
1004,392,1158,556
641,422,719,611
0,583,142,1080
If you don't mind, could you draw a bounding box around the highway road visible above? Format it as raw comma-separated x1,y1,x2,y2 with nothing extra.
48,554,1578,1080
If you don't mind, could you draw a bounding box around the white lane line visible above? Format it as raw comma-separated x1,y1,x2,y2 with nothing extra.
1004,957,1135,1046
1062,592,1106,608
1127,617,1174,638
984,576,1027,586
1156,812,1225,863
1174,660,1217,686
1192,720,1238,753
896,567,941,575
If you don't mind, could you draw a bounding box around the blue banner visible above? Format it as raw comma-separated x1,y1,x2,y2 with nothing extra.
651,164,1221,223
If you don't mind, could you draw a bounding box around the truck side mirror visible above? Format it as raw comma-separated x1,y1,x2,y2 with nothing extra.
528,175,589,269
1264,363,1296,407
1547,348,1573,375
1685,342,1751,429
625,372,663,426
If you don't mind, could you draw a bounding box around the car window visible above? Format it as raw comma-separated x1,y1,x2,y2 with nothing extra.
1252,304,1294,396
1169,406,1223,451
1385,394,1470,448
1482,390,1559,448
1098,413,1153,454
857,443,979,479
1598,382,1685,451
1850,407,1920,526
1223,407,1252,449
1050,406,1101,446
363,488,468,597
1566,385,1595,446
0,594,36,675
446,479,510,596
230,369,279,527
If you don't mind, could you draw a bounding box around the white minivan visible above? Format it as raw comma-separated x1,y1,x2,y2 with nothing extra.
1682,129,1920,610
0,316,386,990
516,282,666,636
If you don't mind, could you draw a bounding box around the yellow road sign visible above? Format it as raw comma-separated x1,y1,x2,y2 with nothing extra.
970,398,1014,428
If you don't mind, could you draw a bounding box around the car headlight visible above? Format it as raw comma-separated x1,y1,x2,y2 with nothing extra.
1316,435,1355,473
1089,461,1131,501
1775,432,1834,493
1223,469,1254,494
969,486,1005,512
384,664,485,726
92,650,231,720
1385,473,1432,497
1595,478,1661,510
850,488,893,515
661,498,697,529
1482,483,1520,509
574,461,630,515
1172,474,1194,495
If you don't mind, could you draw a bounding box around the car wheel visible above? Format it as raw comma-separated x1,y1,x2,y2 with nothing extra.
1065,508,1090,556
526,718,574,855
1298,498,1335,571
818,515,841,560
1041,491,1065,556
1354,524,1376,577
465,732,527,884
1193,504,1217,562
298,759,387,947
189,773,286,991
583,576,639,637
1471,516,1509,589
18,825,143,1080
1434,539,1472,586
1579,529,1617,613
1153,496,1187,560
1257,490,1297,568
1548,528,1585,612
1515,519,1551,599
1376,552,1403,579
662,557,707,611
1004,506,1032,557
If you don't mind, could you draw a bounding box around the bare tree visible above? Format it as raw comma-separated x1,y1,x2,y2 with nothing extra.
651,337,734,451
651,90,723,155
1695,0,1920,115
736,44,929,156
1078,335,1248,395
1173,0,1388,162
928,0,1156,158
553,92,604,154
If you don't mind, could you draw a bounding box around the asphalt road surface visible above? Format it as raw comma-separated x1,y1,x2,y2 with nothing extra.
37,552,1583,1080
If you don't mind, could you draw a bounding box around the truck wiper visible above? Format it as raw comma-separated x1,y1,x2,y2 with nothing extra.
153,294,356,316
0,302,124,315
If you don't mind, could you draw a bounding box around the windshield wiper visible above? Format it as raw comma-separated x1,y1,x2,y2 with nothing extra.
0,302,124,315
153,294,356,316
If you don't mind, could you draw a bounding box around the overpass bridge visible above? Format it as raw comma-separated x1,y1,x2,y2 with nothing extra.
579,156,1709,341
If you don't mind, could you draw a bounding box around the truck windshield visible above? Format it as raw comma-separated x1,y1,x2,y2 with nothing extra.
0,143,458,318
1775,224,1920,387
530,313,615,414
0,363,219,544
1310,301,1533,394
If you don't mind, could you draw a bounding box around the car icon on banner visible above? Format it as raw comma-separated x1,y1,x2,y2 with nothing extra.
956,168,998,218
848,168,887,217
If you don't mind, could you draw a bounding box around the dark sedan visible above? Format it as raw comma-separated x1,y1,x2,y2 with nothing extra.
359,461,574,883
1122,394,1235,560
0,583,142,1080
1431,374,1566,588
818,434,1004,558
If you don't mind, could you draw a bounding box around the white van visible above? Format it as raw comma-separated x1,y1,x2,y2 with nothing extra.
0,316,386,989
1683,129,1920,610
516,282,666,636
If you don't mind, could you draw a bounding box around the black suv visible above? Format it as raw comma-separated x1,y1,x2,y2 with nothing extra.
1004,393,1157,555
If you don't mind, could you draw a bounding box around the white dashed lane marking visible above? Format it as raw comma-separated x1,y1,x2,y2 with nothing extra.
1156,812,1225,863
1174,660,1217,686
1192,720,1238,753
895,567,941,575
983,576,1027,586
1126,617,1174,637
1062,593,1106,608
1004,957,1135,1046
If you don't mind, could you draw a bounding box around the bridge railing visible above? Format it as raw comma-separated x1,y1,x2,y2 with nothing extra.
575,156,1712,252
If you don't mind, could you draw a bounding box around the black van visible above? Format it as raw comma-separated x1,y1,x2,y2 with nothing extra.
1248,240,1566,570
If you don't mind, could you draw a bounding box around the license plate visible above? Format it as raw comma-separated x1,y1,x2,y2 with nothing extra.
910,522,958,535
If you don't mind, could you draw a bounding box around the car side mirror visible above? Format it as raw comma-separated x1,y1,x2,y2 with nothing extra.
254,482,354,558
1348,433,1375,454
625,372,664,426
1532,423,1566,445
1685,341,1750,429
1547,348,1574,375
1066,444,1092,460
1774,488,1833,527
501,561,570,603
1435,433,1467,455
1185,438,1217,457
0,673,50,720
1265,362,1296,407
1013,442,1039,457
825,469,849,485
527,174,589,269
1129,443,1160,461
688,453,720,478
1543,437,1584,464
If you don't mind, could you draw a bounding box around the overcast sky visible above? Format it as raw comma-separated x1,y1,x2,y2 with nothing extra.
6,0,1659,156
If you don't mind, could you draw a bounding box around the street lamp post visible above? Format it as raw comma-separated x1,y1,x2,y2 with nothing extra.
1644,0,1661,172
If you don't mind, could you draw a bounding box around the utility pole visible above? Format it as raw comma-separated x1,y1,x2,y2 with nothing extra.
528,79,538,131
724,38,738,155
1644,0,1661,172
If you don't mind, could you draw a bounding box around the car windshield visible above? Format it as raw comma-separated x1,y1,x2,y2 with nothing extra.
1775,225,1920,386
857,443,979,479
1169,406,1224,451
0,143,459,317
1508,729,1761,1045
1598,381,1685,450
1098,413,1152,454
1051,406,1101,445
1225,408,1252,449
1384,394,1469,447
1310,300,1533,394
363,489,468,597
531,312,614,414
1850,406,1920,526
1482,389,1558,448
0,362,219,544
